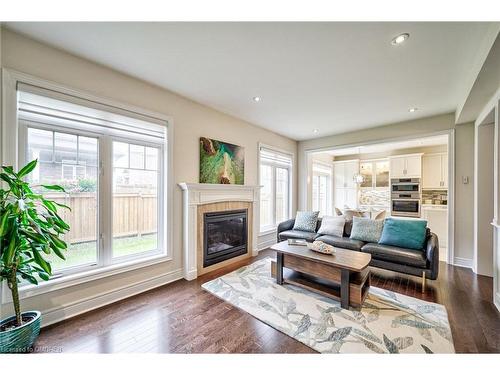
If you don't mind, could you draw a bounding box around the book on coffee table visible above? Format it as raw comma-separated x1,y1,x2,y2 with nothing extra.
287,238,307,246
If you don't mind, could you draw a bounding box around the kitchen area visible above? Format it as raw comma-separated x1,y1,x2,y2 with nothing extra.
310,134,449,261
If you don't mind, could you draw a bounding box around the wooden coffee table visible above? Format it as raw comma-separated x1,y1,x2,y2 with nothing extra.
270,241,371,309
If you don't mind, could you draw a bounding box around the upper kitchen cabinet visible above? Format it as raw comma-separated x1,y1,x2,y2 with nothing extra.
389,154,422,178
422,152,448,189
360,159,389,188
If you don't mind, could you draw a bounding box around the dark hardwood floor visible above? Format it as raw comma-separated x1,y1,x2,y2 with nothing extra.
35,249,500,353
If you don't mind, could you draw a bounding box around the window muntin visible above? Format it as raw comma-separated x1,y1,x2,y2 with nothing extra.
18,86,167,278
259,147,292,232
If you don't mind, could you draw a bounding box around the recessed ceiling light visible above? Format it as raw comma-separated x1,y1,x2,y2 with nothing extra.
252,96,261,102
313,128,319,133
409,107,418,113
391,33,410,45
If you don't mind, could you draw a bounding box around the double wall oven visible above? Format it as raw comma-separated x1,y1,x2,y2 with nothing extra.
391,178,421,217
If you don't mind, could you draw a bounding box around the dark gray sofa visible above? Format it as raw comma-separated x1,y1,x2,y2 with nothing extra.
277,218,439,285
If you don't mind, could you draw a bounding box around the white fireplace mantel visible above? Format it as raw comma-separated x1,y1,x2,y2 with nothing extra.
178,183,261,280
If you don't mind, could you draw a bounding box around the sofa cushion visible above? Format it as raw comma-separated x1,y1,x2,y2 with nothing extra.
361,243,428,268
350,217,384,243
317,216,345,237
279,230,319,242
379,218,428,250
292,211,320,232
315,235,365,251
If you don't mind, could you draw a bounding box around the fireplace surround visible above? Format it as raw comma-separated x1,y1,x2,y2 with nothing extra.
178,183,261,280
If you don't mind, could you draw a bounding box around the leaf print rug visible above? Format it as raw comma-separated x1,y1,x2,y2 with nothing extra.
202,258,455,353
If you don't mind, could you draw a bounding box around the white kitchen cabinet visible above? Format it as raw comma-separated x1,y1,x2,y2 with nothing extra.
334,187,358,210
441,154,448,188
389,154,422,178
422,153,448,189
333,160,359,188
422,205,448,261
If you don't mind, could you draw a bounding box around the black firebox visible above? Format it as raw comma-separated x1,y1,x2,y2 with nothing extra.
203,209,248,267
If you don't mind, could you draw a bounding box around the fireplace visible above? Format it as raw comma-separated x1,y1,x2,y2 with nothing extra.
203,209,248,267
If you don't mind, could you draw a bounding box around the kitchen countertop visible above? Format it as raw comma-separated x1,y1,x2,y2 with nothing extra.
421,204,448,209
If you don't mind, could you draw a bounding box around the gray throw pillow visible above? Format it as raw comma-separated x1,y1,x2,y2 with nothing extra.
350,216,385,243
292,211,320,232
317,216,346,237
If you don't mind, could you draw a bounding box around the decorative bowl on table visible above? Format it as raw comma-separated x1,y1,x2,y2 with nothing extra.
307,240,336,255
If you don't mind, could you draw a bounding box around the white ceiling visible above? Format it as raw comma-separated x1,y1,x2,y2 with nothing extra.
5,22,495,140
322,134,448,156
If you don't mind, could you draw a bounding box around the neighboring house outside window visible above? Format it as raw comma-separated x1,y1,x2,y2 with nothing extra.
259,145,293,232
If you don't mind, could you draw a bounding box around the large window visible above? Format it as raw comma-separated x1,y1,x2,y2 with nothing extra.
259,146,292,232
312,162,333,216
18,84,167,276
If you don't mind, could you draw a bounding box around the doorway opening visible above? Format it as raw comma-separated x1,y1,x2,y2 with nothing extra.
305,132,453,264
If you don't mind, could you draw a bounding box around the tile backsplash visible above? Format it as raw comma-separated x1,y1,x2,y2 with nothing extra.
359,189,390,207
422,189,448,205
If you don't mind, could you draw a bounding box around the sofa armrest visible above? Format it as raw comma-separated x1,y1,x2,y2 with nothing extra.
425,233,440,280
277,219,295,242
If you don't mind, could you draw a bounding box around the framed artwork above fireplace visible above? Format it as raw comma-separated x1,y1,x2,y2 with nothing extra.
199,137,244,184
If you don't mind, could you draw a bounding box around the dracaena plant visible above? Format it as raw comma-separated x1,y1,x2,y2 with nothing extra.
0,160,70,327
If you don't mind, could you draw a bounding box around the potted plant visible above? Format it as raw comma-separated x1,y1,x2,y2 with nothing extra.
0,160,70,353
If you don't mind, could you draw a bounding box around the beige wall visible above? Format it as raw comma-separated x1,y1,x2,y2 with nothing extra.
0,29,297,321
298,114,476,265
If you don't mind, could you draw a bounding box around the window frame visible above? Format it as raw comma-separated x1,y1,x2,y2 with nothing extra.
312,161,333,216
1,69,174,299
19,118,166,277
258,143,293,234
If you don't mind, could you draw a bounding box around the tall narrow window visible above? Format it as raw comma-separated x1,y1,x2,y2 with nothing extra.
312,162,333,216
18,83,168,277
112,142,160,259
259,146,293,232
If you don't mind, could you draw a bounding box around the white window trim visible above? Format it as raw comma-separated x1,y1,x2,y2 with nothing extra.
312,160,333,216
0,68,175,300
258,143,293,234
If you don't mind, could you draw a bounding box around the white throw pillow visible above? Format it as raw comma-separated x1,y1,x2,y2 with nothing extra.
317,216,346,237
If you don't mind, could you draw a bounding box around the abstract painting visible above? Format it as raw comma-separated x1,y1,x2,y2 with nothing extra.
199,137,244,184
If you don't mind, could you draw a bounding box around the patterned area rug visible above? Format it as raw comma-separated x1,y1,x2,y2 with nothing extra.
202,258,455,353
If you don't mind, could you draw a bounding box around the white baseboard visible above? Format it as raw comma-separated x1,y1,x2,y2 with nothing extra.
453,257,473,269
41,268,183,328
258,238,276,251
495,292,500,312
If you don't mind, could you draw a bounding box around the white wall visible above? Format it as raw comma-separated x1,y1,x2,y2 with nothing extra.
454,123,475,266
474,123,495,276
0,28,297,324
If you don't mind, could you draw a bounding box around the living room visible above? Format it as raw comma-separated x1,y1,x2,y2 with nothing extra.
1,1,500,372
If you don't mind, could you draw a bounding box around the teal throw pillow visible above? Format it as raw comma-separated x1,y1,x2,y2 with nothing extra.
292,211,320,233
378,218,428,250
349,217,384,243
